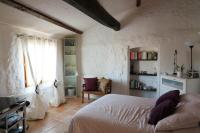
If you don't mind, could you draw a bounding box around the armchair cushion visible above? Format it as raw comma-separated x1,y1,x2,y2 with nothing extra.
98,77,110,92
84,77,98,91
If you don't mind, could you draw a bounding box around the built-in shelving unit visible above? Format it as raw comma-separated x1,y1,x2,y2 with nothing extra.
129,47,159,98
63,38,77,97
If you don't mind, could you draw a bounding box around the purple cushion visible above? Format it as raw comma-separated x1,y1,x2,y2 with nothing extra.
84,78,97,91
156,90,180,106
148,99,176,125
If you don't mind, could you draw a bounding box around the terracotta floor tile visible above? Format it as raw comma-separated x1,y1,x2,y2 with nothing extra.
46,122,68,133
27,97,87,133
54,114,72,125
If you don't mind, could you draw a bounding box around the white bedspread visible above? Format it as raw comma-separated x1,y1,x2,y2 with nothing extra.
69,94,155,133
68,94,200,133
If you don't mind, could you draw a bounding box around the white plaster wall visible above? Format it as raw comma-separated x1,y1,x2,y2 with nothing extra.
79,0,200,95
0,23,64,96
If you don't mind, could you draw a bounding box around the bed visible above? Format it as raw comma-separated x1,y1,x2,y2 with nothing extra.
68,94,200,133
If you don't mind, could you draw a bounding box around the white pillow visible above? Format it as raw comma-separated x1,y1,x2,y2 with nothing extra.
155,94,200,131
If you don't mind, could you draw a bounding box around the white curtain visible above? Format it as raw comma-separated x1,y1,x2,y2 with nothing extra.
18,36,66,120
22,36,57,86
8,35,66,119
50,80,66,107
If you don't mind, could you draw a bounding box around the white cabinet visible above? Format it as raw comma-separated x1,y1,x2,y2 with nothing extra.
63,38,77,97
160,75,200,96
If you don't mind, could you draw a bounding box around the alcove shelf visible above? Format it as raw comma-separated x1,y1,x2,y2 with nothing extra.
129,47,159,98
130,59,158,61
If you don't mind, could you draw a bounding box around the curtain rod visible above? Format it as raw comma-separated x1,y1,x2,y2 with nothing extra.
16,34,57,41
16,34,33,38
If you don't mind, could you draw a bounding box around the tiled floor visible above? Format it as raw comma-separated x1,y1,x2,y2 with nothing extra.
27,98,87,133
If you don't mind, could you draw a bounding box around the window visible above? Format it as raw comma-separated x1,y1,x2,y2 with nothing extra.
20,36,57,87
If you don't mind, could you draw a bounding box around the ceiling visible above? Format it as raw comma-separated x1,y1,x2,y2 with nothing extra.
0,0,138,37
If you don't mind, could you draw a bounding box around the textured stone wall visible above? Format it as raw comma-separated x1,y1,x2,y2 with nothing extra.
79,0,200,95
0,23,63,96
0,25,16,96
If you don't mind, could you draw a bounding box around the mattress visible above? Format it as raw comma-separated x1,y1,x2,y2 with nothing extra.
68,94,200,133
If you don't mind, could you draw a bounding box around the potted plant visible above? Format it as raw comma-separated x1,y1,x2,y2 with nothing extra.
176,64,184,77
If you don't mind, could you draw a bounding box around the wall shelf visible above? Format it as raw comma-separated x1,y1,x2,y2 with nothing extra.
130,88,157,91
130,73,157,76
130,59,157,61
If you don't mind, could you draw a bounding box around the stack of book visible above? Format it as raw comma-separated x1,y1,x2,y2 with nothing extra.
130,51,157,60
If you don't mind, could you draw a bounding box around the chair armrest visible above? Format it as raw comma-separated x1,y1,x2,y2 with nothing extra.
82,84,86,91
82,84,86,87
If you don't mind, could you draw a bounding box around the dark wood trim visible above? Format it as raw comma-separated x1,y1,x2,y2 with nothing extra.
63,0,120,31
136,0,141,7
0,0,83,34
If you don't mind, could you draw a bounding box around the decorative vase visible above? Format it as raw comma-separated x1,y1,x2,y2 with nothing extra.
177,72,182,78
147,52,153,60
142,51,147,60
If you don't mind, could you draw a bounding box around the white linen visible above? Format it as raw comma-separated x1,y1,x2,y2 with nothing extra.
156,94,200,131
158,127,200,133
69,94,156,133
69,94,200,133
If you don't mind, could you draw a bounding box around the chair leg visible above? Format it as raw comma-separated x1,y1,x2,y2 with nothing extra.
82,91,84,103
88,93,90,101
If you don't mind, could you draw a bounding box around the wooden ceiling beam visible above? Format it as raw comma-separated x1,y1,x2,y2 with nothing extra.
0,0,83,34
136,0,141,7
63,0,120,31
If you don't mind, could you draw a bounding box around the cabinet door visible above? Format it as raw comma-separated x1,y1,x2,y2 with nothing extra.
186,79,200,93
160,76,186,95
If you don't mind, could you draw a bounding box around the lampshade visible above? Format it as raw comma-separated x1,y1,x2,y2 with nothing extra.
184,40,200,47
184,41,194,47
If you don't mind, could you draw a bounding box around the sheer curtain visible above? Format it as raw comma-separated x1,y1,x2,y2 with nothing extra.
8,35,65,119
23,36,57,87
18,36,62,120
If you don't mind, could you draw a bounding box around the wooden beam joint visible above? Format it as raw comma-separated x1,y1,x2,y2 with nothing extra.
136,0,141,7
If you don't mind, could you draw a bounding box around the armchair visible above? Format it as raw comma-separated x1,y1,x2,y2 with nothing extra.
82,78,112,103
